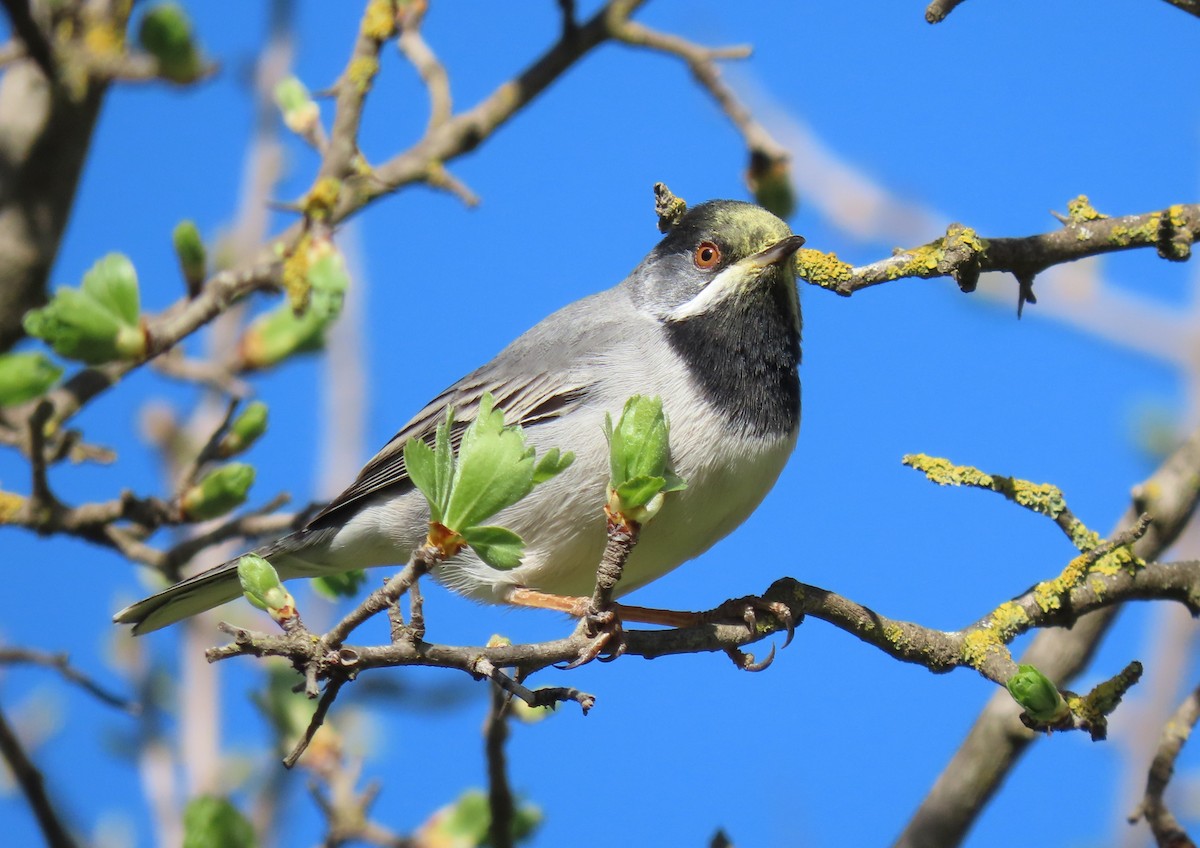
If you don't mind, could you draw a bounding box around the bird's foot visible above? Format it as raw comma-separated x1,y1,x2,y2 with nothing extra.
564,605,627,669
703,594,797,648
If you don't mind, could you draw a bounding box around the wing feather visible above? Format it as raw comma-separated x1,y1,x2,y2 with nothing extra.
306,373,590,527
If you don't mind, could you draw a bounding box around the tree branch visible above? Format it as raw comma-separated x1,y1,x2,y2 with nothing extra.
797,202,1199,310
0,700,78,848
897,423,1200,847
1128,682,1200,847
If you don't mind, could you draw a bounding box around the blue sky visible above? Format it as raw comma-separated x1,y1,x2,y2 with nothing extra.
2,1,1199,846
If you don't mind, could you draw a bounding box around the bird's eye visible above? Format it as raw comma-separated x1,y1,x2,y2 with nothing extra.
694,241,721,269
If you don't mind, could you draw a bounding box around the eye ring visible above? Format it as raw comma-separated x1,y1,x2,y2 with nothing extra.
693,241,721,269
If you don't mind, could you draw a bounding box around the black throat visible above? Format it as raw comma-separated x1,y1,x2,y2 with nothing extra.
664,277,801,438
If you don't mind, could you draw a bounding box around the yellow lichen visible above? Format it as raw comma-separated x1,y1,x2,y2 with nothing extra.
347,55,380,94
281,233,312,313
793,248,853,290
1066,195,1107,222
990,601,1030,639
0,491,25,523
961,629,1003,668
1032,580,1063,613
1068,519,1100,553
902,454,995,488
1008,479,1066,518
361,0,397,41
305,178,342,220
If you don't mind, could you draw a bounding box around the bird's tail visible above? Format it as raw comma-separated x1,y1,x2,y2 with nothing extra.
112,527,336,635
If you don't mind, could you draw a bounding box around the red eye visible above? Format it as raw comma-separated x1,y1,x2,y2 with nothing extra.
694,241,721,269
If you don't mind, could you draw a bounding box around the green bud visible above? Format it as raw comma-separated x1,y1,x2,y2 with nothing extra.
746,150,797,220
216,401,268,458
24,254,145,364
172,220,206,296
139,3,202,83
0,352,62,407
236,554,294,621
181,463,255,520
182,796,257,848
1006,664,1068,722
306,242,349,321
420,790,542,847
604,395,686,523
237,303,329,370
274,76,320,136
310,568,366,601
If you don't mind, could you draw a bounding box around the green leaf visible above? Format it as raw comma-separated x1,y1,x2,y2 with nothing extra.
432,407,455,516
461,525,525,570
404,436,442,523
81,253,141,326
182,796,257,848
0,352,62,407
532,447,574,484
442,394,536,531
615,475,667,511
311,569,366,601
607,395,671,487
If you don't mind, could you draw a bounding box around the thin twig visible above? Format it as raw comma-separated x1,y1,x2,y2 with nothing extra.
1129,682,1200,847
397,3,452,133
0,647,138,714
284,676,345,769
484,681,515,848
0,701,78,848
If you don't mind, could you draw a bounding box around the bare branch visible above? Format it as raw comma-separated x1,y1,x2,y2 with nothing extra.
1129,682,1200,847
0,646,137,713
0,701,78,848
485,682,515,848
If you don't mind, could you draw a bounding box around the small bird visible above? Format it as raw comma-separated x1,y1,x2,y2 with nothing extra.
115,199,806,634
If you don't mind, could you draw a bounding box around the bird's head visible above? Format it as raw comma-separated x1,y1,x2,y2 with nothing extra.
626,200,805,323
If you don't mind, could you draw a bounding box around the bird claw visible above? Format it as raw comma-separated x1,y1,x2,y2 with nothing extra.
705,595,797,648
724,643,777,672
560,607,626,669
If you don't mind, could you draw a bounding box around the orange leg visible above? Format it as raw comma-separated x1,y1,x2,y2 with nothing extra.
506,588,702,629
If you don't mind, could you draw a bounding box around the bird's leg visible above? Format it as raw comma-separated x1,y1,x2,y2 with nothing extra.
505,589,796,648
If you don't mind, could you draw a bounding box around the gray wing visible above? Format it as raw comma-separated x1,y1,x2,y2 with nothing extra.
305,289,627,529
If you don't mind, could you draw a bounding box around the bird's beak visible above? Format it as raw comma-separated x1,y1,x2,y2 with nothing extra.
748,234,806,270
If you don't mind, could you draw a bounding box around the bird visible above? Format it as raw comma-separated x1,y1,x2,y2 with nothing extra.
114,198,806,635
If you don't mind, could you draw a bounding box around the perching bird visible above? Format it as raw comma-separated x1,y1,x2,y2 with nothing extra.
115,199,806,634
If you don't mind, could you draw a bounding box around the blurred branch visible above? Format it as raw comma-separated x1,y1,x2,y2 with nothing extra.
0,646,137,713
608,12,789,167
0,0,56,81
485,682,516,848
1157,0,1200,19
925,0,969,23
396,3,451,134
1128,682,1200,847
0,700,78,848
897,423,1200,848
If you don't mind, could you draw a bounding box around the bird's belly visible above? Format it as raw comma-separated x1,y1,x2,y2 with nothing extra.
434,417,797,605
